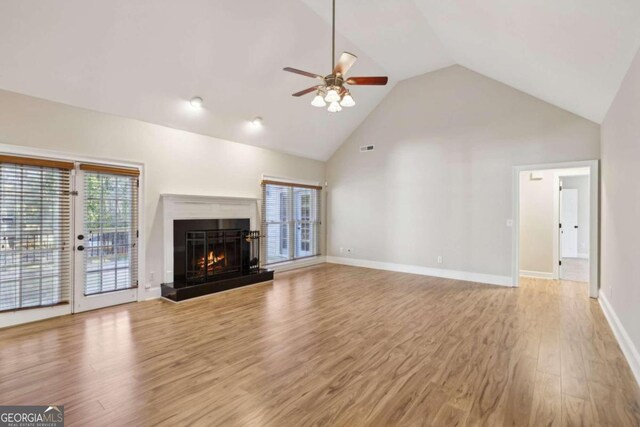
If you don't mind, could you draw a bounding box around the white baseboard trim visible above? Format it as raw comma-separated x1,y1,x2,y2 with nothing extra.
269,256,327,273
0,304,71,329
599,294,640,387
520,270,554,279
143,287,162,300
326,256,513,287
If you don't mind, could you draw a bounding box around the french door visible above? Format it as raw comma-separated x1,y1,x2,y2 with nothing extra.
261,180,320,265
73,165,139,313
0,155,140,325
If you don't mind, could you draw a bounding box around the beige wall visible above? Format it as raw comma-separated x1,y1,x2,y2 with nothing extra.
519,170,556,274
601,46,640,368
326,65,600,279
0,89,326,298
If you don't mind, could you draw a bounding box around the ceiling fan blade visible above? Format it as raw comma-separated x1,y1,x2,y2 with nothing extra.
283,67,324,80
333,52,357,76
292,86,321,97
346,76,388,86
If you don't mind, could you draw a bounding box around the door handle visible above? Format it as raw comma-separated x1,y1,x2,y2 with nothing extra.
77,245,85,251
574,226,578,229
77,234,84,240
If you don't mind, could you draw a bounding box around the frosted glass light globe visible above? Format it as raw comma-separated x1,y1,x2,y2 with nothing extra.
340,93,355,107
325,89,340,103
311,94,326,107
327,101,342,113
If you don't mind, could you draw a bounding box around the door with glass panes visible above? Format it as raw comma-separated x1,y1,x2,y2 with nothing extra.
73,165,139,313
294,189,313,258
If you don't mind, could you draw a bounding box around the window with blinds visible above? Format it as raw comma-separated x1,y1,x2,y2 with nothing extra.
0,156,73,311
82,168,138,295
261,180,321,265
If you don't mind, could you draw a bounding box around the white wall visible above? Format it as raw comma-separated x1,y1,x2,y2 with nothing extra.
326,65,600,281
561,175,590,258
0,89,326,299
601,45,640,382
519,170,556,275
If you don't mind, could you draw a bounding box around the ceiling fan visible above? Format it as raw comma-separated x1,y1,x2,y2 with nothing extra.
283,0,388,112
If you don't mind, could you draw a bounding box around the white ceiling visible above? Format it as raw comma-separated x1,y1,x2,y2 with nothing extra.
412,0,640,124
0,0,639,160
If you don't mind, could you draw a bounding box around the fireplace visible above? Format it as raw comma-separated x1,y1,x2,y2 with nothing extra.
161,218,272,301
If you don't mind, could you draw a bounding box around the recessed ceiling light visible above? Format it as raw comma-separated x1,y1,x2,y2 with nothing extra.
251,117,263,127
190,96,204,109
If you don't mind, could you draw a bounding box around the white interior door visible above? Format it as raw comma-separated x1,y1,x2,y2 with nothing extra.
560,188,579,258
73,167,139,313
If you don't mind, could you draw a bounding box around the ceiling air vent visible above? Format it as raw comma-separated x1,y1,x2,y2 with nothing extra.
360,145,375,152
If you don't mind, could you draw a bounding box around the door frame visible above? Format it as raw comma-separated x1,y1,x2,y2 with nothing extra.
0,143,146,327
512,160,599,298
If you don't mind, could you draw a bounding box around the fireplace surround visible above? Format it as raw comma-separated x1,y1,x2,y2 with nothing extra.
160,195,273,302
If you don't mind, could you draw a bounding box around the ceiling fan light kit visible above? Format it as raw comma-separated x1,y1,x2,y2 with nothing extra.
284,0,388,112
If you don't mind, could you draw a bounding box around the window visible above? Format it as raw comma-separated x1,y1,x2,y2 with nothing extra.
82,170,138,295
0,156,73,311
262,180,321,265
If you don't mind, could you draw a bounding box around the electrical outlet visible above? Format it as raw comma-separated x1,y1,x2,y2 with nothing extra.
149,271,155,281
437,256,443,264
339,247,344,254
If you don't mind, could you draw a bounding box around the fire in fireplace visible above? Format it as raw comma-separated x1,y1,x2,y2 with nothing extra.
185,229,243,284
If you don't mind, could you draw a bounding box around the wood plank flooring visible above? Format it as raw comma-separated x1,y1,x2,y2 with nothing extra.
1,264,639,426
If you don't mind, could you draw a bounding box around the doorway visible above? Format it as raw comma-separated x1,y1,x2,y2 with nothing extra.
512,160,599,298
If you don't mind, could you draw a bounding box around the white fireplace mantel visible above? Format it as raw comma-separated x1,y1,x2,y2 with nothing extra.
161,194,259,283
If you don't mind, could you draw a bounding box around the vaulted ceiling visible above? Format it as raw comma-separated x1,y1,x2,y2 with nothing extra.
1,0,639,161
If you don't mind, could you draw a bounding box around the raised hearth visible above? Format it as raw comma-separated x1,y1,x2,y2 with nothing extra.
161,269,274,302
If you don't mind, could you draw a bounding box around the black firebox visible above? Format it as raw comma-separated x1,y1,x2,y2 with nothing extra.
161,218,273,301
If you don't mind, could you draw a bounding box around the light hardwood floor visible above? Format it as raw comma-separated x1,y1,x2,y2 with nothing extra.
1,264,639,426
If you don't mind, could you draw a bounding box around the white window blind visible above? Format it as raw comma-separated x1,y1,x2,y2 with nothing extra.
261,180,321,265
0,156,73,311
82,169,139,295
